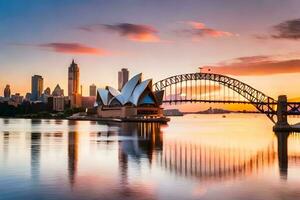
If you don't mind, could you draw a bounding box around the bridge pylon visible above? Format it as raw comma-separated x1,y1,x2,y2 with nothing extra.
276,95,288,126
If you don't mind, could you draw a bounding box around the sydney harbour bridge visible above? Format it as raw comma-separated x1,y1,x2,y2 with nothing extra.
153,72,300,125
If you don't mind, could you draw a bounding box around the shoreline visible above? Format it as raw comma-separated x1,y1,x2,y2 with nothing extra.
0,115,170,124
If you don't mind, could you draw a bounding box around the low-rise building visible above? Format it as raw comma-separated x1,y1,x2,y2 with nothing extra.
82,96,96,109
48,96,70,112
11,93,23,104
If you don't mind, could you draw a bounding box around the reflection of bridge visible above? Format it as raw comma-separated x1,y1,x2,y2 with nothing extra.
157,134,300,181
99,122,300,182
158,141,276,181
154,72,300,123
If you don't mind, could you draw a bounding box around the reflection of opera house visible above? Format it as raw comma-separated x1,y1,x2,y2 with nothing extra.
95,73,165,119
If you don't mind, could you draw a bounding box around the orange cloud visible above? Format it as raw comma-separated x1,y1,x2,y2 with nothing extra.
188,21,206,29
39,42,109,55
181,21,236,40
201,55,300,76
104,23,160,42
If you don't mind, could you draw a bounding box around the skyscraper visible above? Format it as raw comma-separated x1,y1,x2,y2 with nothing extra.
31,75,43,101
68,60,81,108
89,84,96,96
68,59,80,97
4,84,11,98
118,68,129,91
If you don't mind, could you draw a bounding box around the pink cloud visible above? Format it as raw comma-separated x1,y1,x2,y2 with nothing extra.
182,21,236,40
39,42,109,55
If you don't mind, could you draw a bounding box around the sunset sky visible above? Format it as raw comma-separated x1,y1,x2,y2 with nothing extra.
1,0,300,111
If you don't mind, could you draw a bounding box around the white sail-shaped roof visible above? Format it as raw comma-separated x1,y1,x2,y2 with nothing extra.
116,73,142,104
129,79,152,106
107,86,120,97
95,73,164,107
97,88,109,105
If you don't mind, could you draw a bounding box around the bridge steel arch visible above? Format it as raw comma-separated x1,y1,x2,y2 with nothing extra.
153,73,277,123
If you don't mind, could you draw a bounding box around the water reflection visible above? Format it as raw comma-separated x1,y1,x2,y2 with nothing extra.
0,116,300,200
2,131,9,163
275,131,289,179
96,122,297,182
68,131,78,187
159,136,277,181
118,123,163,164
30,132,41,181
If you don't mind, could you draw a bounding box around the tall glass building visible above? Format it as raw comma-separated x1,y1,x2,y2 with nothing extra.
31,75,43,101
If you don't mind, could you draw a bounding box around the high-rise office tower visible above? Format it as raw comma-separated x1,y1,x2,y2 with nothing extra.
31,75,43,101
68,59,80,97
68,60,81,108
118,68,129,91
4,84,11,98
89,84,96,96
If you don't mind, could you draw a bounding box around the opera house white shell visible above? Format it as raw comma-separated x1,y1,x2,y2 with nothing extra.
95,73,164,108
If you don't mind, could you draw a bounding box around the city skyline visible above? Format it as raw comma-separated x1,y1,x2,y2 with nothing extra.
1,2,300,199
1,0,300,111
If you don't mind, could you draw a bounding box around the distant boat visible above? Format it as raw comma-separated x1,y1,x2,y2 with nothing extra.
222,115,226,118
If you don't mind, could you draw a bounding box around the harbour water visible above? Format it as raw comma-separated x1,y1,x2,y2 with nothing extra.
0,114,300,200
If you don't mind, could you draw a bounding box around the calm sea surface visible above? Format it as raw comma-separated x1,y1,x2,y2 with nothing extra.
0,114,300,200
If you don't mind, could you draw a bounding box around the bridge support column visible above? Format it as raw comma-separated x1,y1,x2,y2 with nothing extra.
274,95,290,131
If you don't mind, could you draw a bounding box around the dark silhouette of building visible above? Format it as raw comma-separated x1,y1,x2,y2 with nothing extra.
4,84,11,98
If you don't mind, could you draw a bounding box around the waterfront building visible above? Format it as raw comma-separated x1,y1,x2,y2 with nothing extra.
118,68,129,91
11,93,23,104
89,84,96,96
82,96,96,109
25,93,31,101
4,84,11,98
31,75,43,101
95,73,164,118
52,84,64,96
40,87,51,103
53,96,65,111
40,93,50,103
48,96,70,112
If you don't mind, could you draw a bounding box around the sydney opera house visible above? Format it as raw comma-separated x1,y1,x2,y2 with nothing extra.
95,73,164,119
